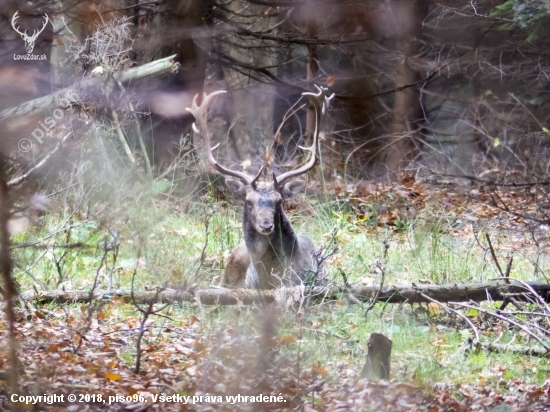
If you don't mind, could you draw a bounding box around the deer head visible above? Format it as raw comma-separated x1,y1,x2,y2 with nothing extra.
186,86,333,236
12,11,49,54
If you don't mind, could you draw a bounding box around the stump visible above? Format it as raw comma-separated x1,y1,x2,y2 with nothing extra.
360,333,392,380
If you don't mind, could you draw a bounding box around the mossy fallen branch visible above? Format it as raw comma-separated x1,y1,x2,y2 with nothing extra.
0,54,179,124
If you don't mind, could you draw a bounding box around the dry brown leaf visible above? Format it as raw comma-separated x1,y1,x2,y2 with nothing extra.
105,372,121,381
313,363,329,376
279,336,297,344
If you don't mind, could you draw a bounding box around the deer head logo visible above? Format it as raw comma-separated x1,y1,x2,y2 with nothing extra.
12,11,49,54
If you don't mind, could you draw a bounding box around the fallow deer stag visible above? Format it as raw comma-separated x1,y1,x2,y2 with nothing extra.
187,86,333,289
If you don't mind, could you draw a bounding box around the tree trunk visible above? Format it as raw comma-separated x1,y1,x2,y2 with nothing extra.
132,0,214,168
305,13,319,146
49,0,78,88
384,0,424,177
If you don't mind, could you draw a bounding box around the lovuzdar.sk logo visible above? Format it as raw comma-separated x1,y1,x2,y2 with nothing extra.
12,10,49,60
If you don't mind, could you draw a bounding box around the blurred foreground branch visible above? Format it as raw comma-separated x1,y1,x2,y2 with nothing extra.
8,132,72,187
0,157,19,402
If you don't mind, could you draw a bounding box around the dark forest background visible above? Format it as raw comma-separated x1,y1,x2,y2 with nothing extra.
1,0,549,188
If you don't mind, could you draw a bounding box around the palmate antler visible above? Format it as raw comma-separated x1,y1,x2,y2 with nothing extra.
186,91,264,185
186,86,333,186
274,85,334,186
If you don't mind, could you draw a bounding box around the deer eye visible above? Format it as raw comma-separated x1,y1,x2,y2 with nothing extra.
245,200,252,207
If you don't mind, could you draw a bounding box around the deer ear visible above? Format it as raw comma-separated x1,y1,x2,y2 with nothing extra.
226,178,246,197
282,180,305,199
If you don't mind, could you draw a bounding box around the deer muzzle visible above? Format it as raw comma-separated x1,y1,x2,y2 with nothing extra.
258,220,274,234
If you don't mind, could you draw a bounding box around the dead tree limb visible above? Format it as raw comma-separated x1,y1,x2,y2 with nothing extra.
483,343,549,357
0,54,179,124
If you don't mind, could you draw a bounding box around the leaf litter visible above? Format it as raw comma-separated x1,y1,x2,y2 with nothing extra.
2,178,550,410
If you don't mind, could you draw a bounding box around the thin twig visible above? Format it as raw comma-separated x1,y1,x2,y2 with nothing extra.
130,251,169,374
193,210,213,283
452,301,550,352
419,293,480,344
111,110,136,163
485,233,504,277
365,237,390,317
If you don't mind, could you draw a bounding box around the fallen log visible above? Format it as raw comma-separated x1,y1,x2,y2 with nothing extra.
19,280,550,305
483,343,549,357
351,280,550,304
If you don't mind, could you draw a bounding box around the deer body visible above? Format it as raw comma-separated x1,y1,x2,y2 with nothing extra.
224,181,324,288
242,232,323,289
186,86,333,289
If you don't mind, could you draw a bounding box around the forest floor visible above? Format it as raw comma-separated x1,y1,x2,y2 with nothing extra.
1,175,550,411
